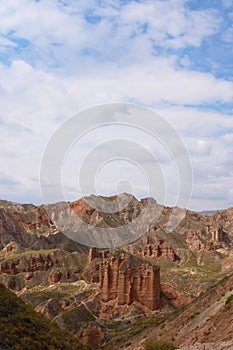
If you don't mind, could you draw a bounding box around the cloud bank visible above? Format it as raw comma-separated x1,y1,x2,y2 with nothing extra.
0,0,232,211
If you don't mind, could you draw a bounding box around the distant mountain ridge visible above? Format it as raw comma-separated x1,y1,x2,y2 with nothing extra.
196,209,225,215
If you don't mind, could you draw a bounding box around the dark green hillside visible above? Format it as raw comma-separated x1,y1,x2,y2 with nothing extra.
0,284,90,350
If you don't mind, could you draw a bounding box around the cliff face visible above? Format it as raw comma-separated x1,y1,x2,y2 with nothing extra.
0,203,88,254
90,251,160,311
0,207,29,248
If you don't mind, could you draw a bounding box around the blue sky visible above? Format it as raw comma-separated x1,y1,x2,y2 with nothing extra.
0,0,233,210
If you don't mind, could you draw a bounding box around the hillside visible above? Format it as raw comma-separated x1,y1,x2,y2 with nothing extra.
108,272,233,350
0,283,89,350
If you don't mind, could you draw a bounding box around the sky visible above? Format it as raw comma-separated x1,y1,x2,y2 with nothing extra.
0,0,233,211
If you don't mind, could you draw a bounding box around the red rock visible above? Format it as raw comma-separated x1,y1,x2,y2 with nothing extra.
88,247,107,262
162,282,192,308
98,251,160,311
49,270,62,284
141,239,177,261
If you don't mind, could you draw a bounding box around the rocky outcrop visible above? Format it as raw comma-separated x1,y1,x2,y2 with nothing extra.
88,247,108,263
117,268,233,350
221,252,233,270
49,270,62,284
0,253,54,274
205,225,223,242
98,251,160,311
0,241,23,258
0,207,29,247
8,206,52,233
0,203,88,254
0,249,85,290
162,282,192,308
36,298,62,320
185,226,226,252
141,239,177,261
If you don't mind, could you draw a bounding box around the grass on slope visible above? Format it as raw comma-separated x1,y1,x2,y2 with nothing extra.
0,283,90,350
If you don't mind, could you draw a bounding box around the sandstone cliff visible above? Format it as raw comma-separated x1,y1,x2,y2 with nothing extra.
98,250,160,311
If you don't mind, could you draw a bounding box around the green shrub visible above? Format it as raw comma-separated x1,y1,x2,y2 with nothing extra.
225,294,233,305
145,341,175,350
189,311,200,319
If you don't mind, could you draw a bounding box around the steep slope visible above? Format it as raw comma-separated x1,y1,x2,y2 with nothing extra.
107,272,233,350
0,283,89,350
0,248,86,290
1,195,233,261
0,199,88,253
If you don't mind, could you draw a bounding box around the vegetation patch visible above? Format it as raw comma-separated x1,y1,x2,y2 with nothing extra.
60,304,95,333
189,311,200,319
145,341,175,350
225,294,233,305
109,316,166,338
0,283,90,350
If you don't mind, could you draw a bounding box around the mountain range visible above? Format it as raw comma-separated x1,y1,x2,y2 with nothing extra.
0,194,233,349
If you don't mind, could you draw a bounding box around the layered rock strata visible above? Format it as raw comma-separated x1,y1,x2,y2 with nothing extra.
98,251,160,311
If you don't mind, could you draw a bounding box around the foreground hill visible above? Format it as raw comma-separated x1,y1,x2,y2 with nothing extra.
0,283,89,350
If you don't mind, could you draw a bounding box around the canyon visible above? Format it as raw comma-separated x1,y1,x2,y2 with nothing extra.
0,194,233,349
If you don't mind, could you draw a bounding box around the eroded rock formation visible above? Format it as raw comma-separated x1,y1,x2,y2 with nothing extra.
0,253,54,274
0,249,84,290
140,239,177,261
88,247,108,263
1,195,233,349
98,251,160,311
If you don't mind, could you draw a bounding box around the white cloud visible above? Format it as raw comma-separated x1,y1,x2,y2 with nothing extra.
223,25,233,43
119,1,219,49
0,1,232,211
195,139,212,156
158,107,233,136
222,133,233,143
0,36,16,48
0,0,221,69
222,0,233,9
0,58,232,209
